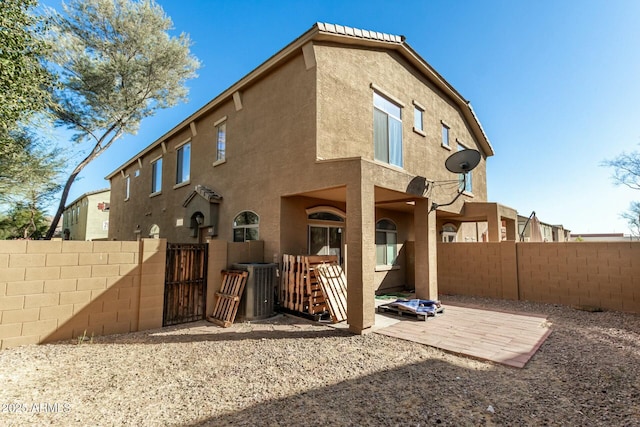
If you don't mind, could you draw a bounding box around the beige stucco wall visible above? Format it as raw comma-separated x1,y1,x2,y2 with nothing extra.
0,239,166,350
314,42,488,205
109,52,318,261
109,40,488,243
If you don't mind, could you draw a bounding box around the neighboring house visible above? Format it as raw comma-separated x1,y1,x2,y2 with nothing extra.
106,23,516,333
517,214,570,242
62,189,110,241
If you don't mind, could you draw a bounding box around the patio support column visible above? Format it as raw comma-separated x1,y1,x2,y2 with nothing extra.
345,181,376,334
414,198,438,300
504,217,517,241
487,209,501,242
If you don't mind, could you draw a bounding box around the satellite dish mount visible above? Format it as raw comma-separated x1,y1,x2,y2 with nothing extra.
430,149,481,212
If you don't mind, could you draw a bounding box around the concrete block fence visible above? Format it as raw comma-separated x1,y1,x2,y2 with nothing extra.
0,239,166,349
437,241,640,313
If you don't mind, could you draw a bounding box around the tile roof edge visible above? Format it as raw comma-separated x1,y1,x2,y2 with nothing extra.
316,22,404,43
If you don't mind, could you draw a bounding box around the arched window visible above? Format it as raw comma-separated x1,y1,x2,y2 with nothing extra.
308,212,344,222
233,211,259,242
442,223,457,243
149,224,160,239
305,206,346,222
375,219,397,266
307,208,345,260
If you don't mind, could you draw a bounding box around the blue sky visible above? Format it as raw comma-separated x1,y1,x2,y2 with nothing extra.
47,0,640,234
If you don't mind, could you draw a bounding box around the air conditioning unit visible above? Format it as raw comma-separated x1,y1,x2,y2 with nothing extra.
232,263,277,321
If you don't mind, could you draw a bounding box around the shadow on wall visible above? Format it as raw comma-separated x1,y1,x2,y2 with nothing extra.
42,240,166,344
375,244,410,295
43,272,145,343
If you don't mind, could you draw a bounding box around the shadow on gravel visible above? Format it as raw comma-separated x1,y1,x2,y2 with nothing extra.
51,317,353,345
184,357,501,426
100,328,351,344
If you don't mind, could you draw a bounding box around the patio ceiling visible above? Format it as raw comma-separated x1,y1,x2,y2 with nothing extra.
286,185,422,214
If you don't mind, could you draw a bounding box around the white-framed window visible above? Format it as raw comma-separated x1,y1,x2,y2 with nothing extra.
215,118,226,162
124,175,130,200
413,101,425,134
233,211,259,242
457,144,473,193
442,223,457,242
375,219,398,266
441,122,450,147
307,208,345,261
373,92,403,167
151,157,162,194
176,142,191,185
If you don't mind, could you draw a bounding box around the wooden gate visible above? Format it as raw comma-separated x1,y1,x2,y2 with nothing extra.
163,243,208,326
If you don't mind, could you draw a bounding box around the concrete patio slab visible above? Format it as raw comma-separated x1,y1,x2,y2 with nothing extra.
374,301,552,368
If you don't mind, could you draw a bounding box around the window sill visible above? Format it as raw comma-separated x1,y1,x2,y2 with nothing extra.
372,159,405,173
375,265,400,272
173,180,190,190
413,127,426,137
441,143,452,151
212,159,226,167
149,191,162,198
462,191,474,198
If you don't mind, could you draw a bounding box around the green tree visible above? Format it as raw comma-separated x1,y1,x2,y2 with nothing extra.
0,202,51,239
0,130,65,239
0,0,57,202
0,0,54,131
620,201,640,238
604,148,640,237
44,0,200,238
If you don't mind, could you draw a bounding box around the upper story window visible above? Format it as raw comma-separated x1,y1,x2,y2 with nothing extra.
457,144,473,193
373,92,403,167
441,122,450,148
176,142,191,185
413,101,425,134
124,175,130,200
215,119,226,162
375,219,398,266
233,211,259,242
151,157,162,194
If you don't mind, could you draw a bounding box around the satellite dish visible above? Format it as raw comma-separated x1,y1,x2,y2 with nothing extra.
445,149,481,174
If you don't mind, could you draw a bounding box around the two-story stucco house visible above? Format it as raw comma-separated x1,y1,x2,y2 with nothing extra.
62,189,111,241
106,23,517,333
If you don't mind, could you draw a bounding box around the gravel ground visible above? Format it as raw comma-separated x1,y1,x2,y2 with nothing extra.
1,295,639,426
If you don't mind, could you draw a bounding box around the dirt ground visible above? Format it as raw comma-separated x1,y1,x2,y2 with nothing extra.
1,295,639,426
